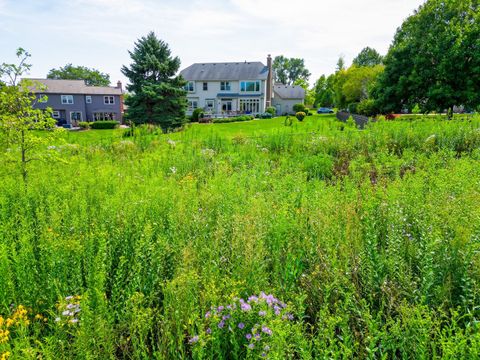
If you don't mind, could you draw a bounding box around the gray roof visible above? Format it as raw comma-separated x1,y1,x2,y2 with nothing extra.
27,79,123,95
180,62,269,81
273,84,305,99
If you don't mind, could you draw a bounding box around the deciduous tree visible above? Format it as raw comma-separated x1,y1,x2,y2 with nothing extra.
272,56,311,85
352,47,383,67
47,64,110,86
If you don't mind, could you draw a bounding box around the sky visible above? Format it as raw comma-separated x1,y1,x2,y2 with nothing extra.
0,0,425,88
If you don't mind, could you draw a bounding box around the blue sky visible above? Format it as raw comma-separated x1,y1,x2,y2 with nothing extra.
0,0,425,87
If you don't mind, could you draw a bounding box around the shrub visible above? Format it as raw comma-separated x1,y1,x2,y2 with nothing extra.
295,112,306,121
90,121,120,129
265,107,276,116
293,103,306,113
191,108,204,122
348,102,359,114
412,103,422,114
258,113,273,119
78,122,90,129
357,99,378,117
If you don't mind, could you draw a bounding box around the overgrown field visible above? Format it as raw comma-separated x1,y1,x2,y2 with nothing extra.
1,115,480,359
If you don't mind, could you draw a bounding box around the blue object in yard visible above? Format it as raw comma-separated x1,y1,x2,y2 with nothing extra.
63,124,72,129
317,107,334,114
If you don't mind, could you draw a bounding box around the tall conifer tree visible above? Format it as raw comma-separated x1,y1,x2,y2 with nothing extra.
122,32,187,130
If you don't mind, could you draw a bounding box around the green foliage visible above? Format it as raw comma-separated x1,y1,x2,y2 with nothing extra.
313,74,335,108
0,48,62,184
273,56,311,85
295,112,306,121
47,64,110,86
78,122,90,129
191,108,204,122
90,121,119,129
121,32,187,130
212,115,254,124
352,47,383,67
265,107,276,116
257,113,273,119
293,103,306,113
412,103,422,114
0,114,480,358
374,0,480,114
357,98,378,116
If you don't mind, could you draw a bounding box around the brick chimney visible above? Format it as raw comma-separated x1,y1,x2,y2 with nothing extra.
266,55,273,108
116,81,124,123
116,81,122,91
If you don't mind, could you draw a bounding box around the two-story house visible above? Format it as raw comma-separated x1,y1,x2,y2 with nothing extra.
30,79,124,127
180,55,274,116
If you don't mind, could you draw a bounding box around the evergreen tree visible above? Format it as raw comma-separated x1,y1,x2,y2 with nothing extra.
121,32,187,130
352,47,383,67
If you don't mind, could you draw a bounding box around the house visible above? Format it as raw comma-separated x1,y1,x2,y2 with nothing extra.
180,56,274,117
272,84,306,115
29,79,124,127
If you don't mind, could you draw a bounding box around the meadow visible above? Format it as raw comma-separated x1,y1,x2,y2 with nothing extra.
0,114,480,359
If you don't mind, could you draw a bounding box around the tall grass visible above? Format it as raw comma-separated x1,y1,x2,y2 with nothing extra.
0,115,479,358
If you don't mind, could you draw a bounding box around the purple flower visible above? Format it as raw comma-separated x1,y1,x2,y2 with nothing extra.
218,320,225,329
248,295,258,303
189,335,199,344
217,306,224,312
262,353,267,357
259,310,266,317
206,328,212,334
205,311,211,319
238,322,245,329
254,333,261,340
287,313,294,321
241,303,252,312
246,333,252,340
222,314,231,320
261,326,272,336
248,343,255,350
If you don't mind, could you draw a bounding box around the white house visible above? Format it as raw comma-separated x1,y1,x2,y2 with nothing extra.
180,55,305,117
272,84,306,115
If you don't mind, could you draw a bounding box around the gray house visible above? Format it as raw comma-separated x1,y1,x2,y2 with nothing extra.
30,79,123,126
272,84,306,115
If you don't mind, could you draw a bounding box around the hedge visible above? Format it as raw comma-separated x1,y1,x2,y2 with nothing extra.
90,121,120,129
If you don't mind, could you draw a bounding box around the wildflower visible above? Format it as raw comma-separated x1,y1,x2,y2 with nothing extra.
62,310,71,316
170,166,177,174
264,345,270,351
261,326,272,336
69,319,79,324
245,333,252,340
241,303,252,312
55,317,61,322
205,311,211,319
222,314,231,321
206,328,212,334
65,296,74,301
238,322,245,329
248,295,258,303
188,335,199,344
261,353,267,357
248,343,255,350
218,320,225,329
254,333,261,340
217,306,224,312
259,310,266,317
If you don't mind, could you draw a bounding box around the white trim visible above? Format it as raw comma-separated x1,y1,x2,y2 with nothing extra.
52,111,60,119
86,95,92,104
61,95,74,104
185,81,195,93
104,96,115,105
70,111,82,122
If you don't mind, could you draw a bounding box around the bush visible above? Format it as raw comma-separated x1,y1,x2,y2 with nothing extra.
212,115,254,124
265,106,276,116
191,108,204,122
357,99,378,117
257,113,273,119
90,121,120,129
78,122,90,129
348,102,359,114
293,103,306,113
296,112,306,121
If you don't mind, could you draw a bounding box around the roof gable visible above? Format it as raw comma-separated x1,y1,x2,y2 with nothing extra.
273,84,305,99
180,62,268,81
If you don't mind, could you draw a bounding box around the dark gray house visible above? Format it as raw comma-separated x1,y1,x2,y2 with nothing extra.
30,79,123,127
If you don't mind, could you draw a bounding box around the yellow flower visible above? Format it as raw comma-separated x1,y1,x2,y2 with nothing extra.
1,351,11,360
5,319,13,328
0,316,4,327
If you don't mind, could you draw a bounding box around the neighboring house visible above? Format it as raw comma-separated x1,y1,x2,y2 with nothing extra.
29,79,123,127
272,84,306,115
180,56,274,116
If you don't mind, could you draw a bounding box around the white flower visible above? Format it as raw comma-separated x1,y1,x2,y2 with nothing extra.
170,166,177,174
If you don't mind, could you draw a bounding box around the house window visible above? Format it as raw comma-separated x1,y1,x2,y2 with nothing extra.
220,82,231,91
240,99,260,113
93,112,116,121
221,99,233,112
240,81,260,92
203,82,208,91
205,99,215,110
52,111,60,119
184,81,195,92
104,96,115,105
61,95,74,104
70,112,82,122
86,96,92,104
187,100,198,111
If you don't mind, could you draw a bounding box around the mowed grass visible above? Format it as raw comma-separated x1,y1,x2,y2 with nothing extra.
1,114,480,359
